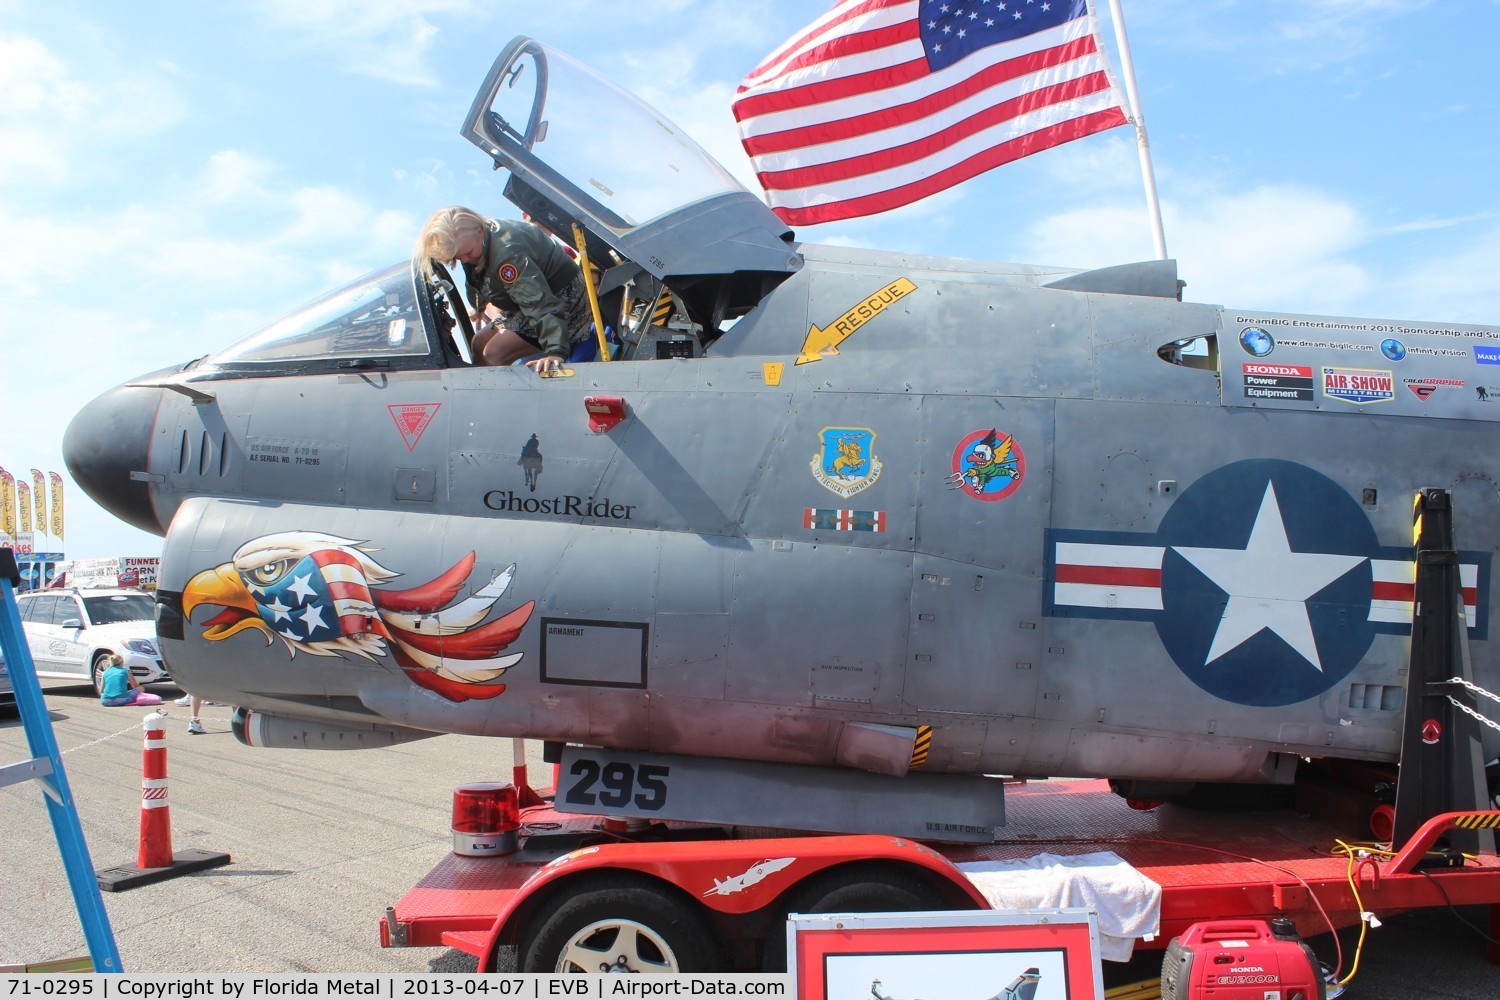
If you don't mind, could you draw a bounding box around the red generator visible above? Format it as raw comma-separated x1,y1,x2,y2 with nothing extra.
1161,918,1326,1000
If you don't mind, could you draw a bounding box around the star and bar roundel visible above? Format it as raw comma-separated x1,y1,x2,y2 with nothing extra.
1045,460,1490,707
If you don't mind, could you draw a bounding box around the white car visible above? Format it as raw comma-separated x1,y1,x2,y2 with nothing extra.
0,645,13,711
15,588,168,694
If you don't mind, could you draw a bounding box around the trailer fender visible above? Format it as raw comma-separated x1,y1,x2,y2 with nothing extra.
476,833,988,970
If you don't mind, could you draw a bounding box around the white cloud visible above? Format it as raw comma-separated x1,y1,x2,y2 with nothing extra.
0,30,188,186
1023,184,1370,312
252,0,483,87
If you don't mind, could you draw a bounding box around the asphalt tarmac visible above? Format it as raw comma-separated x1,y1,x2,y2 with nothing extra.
2,681,1497,994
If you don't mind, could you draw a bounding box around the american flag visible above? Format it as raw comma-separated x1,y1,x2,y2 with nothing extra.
734,0,1130,226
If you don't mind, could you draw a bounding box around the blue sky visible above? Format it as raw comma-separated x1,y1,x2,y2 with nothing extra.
2,0,1497,559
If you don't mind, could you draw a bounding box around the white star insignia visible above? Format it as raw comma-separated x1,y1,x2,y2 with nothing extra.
1173,483,1364,672
286,572,317,604
265,597,292,623
298,602,328,634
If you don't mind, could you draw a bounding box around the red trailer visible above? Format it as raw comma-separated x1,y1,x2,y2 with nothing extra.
379,774,1500,975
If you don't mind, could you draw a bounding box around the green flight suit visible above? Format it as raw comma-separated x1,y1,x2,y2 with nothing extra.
465,218,588,360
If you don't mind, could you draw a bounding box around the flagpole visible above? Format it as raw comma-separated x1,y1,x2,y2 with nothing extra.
1103,0,1168,260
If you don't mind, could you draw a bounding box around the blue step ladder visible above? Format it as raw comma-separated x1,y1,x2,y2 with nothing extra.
0,548,122,972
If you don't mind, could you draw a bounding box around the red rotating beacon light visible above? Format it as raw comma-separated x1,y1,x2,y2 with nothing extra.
450,782,521,857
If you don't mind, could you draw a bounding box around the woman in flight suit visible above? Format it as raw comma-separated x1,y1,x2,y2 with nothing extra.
414,206,594,373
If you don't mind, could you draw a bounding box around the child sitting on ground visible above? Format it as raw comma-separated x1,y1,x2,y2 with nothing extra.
98,653,163,707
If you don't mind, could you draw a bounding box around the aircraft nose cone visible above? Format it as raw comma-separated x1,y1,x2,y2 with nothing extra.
63,381,164,536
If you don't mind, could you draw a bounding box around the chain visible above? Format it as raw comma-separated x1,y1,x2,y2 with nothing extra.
1444,696,1500,735
1440,676,1500,707
60,721,147,755
58,707,233,755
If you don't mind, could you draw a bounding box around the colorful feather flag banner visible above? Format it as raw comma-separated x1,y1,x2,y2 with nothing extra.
16,481,32,544
733,0,1130,226
30,469,46,538
50,472,64,541
0,468,13,542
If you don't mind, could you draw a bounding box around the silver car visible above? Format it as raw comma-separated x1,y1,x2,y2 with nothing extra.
15,589,168,695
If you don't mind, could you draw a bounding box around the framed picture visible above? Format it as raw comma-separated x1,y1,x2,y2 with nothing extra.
787,908,1103,1000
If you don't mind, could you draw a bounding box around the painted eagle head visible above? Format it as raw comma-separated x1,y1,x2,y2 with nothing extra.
183,530,536,702
184,531,395,659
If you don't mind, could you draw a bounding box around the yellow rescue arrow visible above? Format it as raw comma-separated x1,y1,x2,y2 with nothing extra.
797,276,918,365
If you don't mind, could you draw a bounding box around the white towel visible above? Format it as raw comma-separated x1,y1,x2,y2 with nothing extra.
956,851,1162,961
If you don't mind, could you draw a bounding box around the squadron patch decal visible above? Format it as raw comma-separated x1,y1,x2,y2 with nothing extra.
183,532,534,704
811,427,882,498
948,429,1025,501
1046,460,1488,707
499,263,519,283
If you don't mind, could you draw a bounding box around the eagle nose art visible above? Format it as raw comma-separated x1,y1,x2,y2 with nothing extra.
63,382,162,536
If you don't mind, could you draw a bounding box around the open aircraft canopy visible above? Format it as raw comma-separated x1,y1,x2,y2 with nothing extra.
460,37,800,287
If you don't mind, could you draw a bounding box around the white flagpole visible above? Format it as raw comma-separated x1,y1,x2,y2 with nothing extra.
1104,0,1168,260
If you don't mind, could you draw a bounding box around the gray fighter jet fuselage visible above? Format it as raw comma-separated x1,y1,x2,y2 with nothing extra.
64,38,1500,838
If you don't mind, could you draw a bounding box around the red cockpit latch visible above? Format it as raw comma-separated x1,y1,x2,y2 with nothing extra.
584,395,627,434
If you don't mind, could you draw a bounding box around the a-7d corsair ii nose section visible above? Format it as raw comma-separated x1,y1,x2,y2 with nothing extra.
63,36,1500,841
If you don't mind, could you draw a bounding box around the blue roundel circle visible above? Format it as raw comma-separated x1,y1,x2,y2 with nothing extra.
1381,338,1407,361
1239,326,1275,358
1153,460,1377,707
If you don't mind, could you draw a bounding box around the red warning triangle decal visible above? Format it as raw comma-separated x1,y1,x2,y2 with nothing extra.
388,403,441,451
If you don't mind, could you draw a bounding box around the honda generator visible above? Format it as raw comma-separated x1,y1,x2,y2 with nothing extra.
1161,918,1326,1000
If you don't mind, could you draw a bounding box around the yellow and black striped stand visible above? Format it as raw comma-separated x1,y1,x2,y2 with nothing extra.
1392,489,1494,855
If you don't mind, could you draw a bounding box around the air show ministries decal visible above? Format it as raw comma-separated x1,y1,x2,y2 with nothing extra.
1046,460,1488,707
1321,367,1394,405
948,429,1025,501
811,427,882,498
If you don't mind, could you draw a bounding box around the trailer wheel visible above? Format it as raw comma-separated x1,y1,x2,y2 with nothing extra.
762,865,941,972
521,878,721,974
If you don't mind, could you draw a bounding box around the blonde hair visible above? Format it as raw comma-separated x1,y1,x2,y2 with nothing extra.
413,206,487,282
106,653,124,668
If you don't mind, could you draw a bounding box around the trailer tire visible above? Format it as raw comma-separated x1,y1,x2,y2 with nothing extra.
762,865,940,972
520,877,721,974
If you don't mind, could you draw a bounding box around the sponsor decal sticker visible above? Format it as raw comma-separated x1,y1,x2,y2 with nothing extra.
1242,363,1314,401
1380,339,1407,361
1403,378,1462,402
1239,326,1275,357
1475,346,1500,365
1321,367,1393,405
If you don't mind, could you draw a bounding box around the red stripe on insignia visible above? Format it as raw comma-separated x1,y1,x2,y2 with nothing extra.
1372,581,1412,602
1054,564,1161,588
